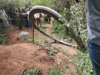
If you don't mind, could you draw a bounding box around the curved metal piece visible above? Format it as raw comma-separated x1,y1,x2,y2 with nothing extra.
29,6,78,47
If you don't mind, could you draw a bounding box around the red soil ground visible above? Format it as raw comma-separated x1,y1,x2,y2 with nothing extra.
0,24,78,75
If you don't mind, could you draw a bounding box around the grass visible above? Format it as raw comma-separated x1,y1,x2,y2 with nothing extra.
49,67,62,75
27,67,62,75
75,51,94,75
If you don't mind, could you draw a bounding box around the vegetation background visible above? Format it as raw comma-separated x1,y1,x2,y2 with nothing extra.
0,0,94,75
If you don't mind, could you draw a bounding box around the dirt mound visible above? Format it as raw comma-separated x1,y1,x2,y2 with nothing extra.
0,43,51,75
0,24,79,75
0,43,77,75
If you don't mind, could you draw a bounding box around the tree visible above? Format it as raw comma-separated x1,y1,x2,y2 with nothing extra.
0,0,33,9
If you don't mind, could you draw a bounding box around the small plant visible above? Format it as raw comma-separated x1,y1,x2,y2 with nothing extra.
27,67,42,75
49,67,62,75
34,40,39,45
65,65,69,68
48,48,58,56
27,69,35,75
40,24,46,32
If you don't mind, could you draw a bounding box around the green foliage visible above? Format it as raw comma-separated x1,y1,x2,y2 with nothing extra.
51,1,91,75
53,1,87,44
0,1,4,9
76,51,94,75
27,69,35,75
49,68,62,75
0,1,92,75
68,2,87,44
27,67,42,75
52,20,72,41
34,39,39,45
48,49,58,56
27,67,62,75
0,24,8,45
29,0,66,12
30,0,54,8
0,0,33,9
40,25,45,32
